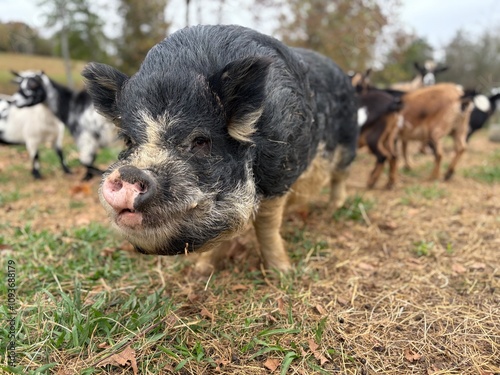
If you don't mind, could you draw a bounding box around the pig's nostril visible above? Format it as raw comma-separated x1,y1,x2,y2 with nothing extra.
116,165,157,210
138,182,147,193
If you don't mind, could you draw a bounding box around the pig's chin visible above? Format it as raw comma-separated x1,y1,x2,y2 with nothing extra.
115,209,143,229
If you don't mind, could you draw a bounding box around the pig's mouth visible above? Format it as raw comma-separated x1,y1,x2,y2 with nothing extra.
115,208,143,229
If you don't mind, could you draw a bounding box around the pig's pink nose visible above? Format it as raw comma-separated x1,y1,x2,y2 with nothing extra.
102,166,156,212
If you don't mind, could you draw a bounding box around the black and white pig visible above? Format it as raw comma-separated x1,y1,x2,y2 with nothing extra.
83,25,358,273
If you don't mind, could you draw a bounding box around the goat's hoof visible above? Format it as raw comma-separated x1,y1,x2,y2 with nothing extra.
444,171,454,181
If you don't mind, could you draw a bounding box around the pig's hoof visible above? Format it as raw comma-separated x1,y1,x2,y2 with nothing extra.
193,260,216,277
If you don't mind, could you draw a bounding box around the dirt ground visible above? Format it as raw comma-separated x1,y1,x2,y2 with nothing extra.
1,130,499,374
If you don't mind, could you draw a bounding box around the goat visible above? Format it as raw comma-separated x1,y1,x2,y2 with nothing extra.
357,90,403,188
398,83,474,180
11,70,116,180
0,97,71,178
467,91,500,141
390,61,448,92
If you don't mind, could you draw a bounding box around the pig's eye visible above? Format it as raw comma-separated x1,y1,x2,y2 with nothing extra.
190,136,211,155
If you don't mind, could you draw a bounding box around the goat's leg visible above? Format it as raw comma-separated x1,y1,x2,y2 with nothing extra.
253,195,291,272
428,138,442,180
53,127,71,175
81,153,103,181
25,139,42,179
402,140,411,170
367,157,385,189
386,156,398,189
55,147,72,174
444,131,467,181
77,131,102,180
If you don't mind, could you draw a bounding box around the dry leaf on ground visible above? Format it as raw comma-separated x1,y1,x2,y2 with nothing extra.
97,345,138,375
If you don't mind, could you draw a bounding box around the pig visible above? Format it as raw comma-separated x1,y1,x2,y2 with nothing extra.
83,25,358,273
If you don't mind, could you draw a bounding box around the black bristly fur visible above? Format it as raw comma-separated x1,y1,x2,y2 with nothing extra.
82,25,358,256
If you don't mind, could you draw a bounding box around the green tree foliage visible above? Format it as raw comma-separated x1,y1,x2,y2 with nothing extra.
39,0,111,87
374,31,434,85
253,0,400,71
0,22,52,55
440,29,500,91
115,0,170,75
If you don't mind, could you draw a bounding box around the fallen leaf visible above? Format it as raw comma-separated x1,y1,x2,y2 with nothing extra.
452,263,467,274
470,262,486,270
98,345,138,375
308,339,329,365
200,307,214,320
379,220,398,230
231,284,249,291
337,296,349,306
315,304,327,315
404,348,421,362
358,262,375,271
0,244,12,251
70,183,92,196
263,357,280,372
276,297,286,315
215,358,230,371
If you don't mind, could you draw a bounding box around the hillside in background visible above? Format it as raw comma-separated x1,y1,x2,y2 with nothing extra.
0,53,87,94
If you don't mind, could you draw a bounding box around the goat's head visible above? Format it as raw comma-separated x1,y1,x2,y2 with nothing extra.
414,61,449,86
350,68,372,94
10,70,48,108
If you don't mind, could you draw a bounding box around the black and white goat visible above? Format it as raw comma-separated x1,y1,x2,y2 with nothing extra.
390,61,448,91
467,90,500,141
0,96,71,178
11,70,116,180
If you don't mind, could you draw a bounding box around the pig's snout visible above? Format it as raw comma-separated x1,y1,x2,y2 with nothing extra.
102,166,157,213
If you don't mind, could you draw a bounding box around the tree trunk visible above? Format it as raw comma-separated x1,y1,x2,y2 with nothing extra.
60,4,74,89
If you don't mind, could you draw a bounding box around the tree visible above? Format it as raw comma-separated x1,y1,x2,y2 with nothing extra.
115,0,170,75
374,31,434,85
39,0,110,87
252,0,400,71
0,22,52,55
440,29,500,91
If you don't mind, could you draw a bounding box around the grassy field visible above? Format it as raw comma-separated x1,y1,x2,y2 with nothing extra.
0,53,87,94
0,127,499,374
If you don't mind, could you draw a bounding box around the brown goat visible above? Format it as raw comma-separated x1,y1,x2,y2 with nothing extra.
399,83,473,180
353,77,404,188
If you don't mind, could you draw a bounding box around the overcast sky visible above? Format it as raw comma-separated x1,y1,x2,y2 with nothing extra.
1,0,499,56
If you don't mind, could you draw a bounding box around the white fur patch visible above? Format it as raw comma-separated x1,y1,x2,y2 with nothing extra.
357,107,368,127
423,73,435,86
397,114,404,128
474,95,491,112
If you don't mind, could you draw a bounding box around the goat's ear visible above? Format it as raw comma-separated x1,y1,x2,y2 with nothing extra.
364,68,372,77
435,65,449,74
10,70,22,83
414,62,425,74
209,56,272,143
82,62,129,123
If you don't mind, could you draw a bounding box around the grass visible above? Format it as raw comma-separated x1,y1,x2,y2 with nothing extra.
332,194,373,222
463,150,500,183
400,183,447,205
0,115,499,374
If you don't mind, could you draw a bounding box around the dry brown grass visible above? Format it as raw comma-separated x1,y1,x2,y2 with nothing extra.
0,130,499,374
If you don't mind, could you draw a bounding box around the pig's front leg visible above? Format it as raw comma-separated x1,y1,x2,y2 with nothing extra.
253,195,291,272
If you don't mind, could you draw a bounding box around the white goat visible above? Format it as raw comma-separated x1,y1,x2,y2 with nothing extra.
11,70,116,180
0,98,71,178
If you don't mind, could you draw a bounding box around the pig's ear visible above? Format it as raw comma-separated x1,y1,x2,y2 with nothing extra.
82,63,128,123
210,57,272,142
